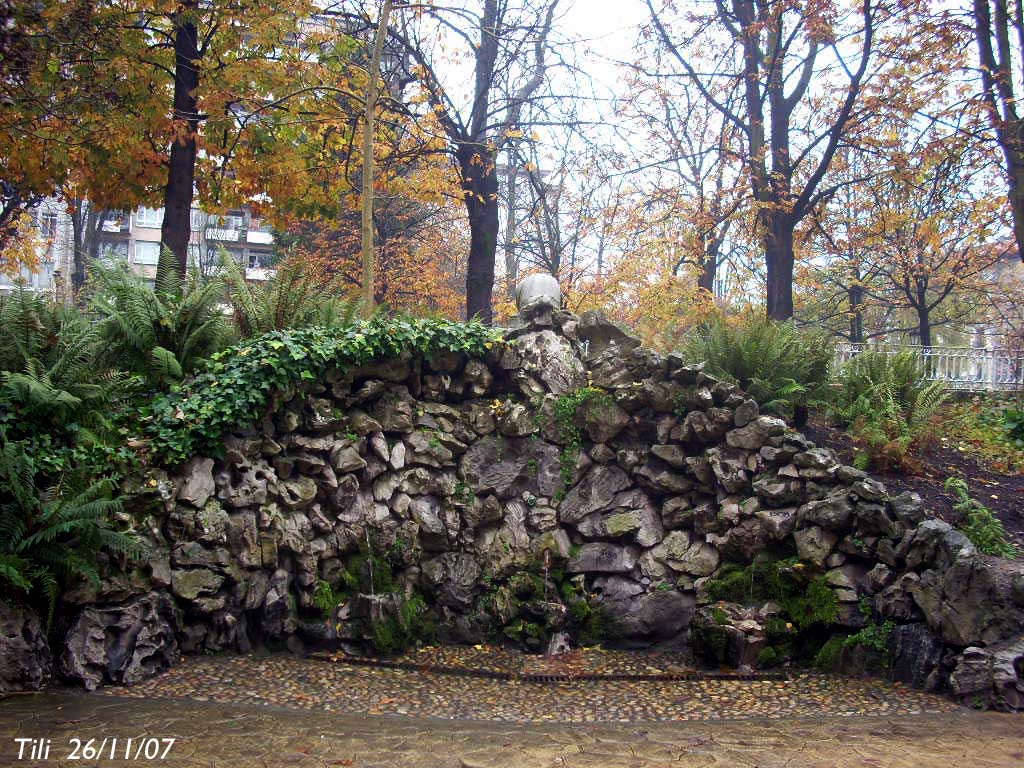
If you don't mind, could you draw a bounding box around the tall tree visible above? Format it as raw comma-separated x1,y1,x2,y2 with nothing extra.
616,69,746,295
358,0,561,322
645,0,939,320
973,0,1024,263
160,0,201,277
360,0,396,317
856,137,1007,346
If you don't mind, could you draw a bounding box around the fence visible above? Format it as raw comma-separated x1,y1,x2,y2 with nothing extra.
834,343,1024,392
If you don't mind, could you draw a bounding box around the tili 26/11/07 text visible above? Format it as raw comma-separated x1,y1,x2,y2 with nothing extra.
13,737,177,761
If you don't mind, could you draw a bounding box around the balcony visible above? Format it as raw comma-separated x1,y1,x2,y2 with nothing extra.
246,230,273,245
205,227,241,242
245,266,275,281
100,214,131,235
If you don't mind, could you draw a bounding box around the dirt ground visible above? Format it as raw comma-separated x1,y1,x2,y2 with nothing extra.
803,417,1024,547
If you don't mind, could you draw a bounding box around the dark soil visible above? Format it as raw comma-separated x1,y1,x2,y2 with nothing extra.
802,418,1024,547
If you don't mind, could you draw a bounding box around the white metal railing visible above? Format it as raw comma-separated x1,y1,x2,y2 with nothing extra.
834,343,1024,392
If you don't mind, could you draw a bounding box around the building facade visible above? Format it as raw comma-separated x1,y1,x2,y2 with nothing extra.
0,202,276,295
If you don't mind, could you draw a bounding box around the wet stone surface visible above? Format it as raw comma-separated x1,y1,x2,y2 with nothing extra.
327,645,705,678
98,653,960,723
0,688,1022,768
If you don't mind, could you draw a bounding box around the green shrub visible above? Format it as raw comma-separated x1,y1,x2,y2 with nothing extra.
703,557,838,632
682,316,832,425
842,598,895,656
945,477,1019,558
313,580,343,616
756,646,780,668
221,255,361,338
830,350,946,471
0,437,145,626
814,635,846,671
90,260,231,388
1003,407,1024,448
0,289,137,484
145,316,500,463
551,386,614,495
943,400,1024,474
370,594,435,656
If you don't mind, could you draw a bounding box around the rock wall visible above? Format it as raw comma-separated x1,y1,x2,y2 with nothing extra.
7,309,1023,708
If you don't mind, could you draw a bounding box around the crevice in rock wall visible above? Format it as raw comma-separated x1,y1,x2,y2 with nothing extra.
10,309,1022,709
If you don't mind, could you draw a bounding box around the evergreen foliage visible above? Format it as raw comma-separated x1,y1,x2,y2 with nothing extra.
830,350,947,470
90,259,231,387
145,315,500,464
946,477,1019,558
0,436,145,626
221,255,362,338
682,316,832,423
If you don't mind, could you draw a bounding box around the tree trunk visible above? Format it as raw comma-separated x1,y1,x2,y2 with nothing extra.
159,0,200,280
848,283,864,343
697,236,719,294
360,0,393,319
459,143,499,323
1005,151,1024,263
917,307,932,349
764,214,795,321
70,201,83,293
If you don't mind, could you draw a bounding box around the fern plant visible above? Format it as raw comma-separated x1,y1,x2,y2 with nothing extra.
221,254,361,338
0,436,146,626
945,477,1019,558
89,258,230,387
0,287,133,439
682,315,833,425
830,350,947,471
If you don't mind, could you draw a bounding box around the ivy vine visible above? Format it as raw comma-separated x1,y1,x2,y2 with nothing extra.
551,386,615,499
144,316,500,464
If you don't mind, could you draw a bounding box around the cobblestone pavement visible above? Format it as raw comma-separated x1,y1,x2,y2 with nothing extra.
105,654,958,723
1,690,1022,768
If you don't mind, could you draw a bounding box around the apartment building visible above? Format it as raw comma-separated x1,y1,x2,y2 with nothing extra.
0,202,276,295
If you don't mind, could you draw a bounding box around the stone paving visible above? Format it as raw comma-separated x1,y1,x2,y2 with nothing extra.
104,653,959,723
1,689,1022,768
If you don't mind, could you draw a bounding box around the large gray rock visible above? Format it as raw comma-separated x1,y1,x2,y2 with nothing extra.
905,519,975,572
421,553,481,610
574,489,664,547
0,601,51,693
503,329,586,397
725,416,786,450
890,623,946,691
794,525,837,567
178,457,215,507
61,592,179,690
566,542,639,573
913,556,1024,647
602,589,695,640
558,464,631,524
949,637,1024,710
459,436,561,499
576,310,642,358
797,493,853,530
579,395,629,443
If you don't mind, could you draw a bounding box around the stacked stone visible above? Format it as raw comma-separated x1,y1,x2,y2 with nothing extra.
2,305,1021,709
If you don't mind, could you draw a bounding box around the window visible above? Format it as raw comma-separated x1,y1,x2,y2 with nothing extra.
38,212,58,239
101,211,127,233
215,213,244,230
135,207,164,228
190,209,206,230
134,241,161,265
99,242,128,263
